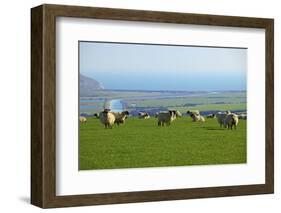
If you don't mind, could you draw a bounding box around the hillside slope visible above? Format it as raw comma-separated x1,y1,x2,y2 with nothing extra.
80,74,103,96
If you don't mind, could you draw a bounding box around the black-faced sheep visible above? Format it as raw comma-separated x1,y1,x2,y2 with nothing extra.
187,110,200,116
206,114,216,119
224,113,239,130
174,110,182,118
79,116,87,123
112,111,129,126
238,114,247,120
187,111,205,122
99,109,115,129
93,113,99,118
138,112,150,119
216,111,231,127
157,110,180,126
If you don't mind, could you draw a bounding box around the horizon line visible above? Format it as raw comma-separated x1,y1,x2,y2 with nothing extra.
100,89,246,93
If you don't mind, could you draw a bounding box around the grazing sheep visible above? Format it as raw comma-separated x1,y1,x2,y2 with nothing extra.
216,111,231,127
138,112,150,119
191,113,205,122
112,111,129,126
99,109,115,129
187,110,200,116
93,113,99,118
187,111,205,122
174,110,182,118
224,113,239,130
238,114,247,120
157,110,178,126
206,113,216,119
79,116,87,123
169,110,182,121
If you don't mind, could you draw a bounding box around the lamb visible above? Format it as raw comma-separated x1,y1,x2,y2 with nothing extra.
216,111,231,127
206,113,216,119
224,113,239,130
138,112,150,119
112,111,129,126
99,109,115,129
79,116,87,123
157,110,180,126
187,111,205,122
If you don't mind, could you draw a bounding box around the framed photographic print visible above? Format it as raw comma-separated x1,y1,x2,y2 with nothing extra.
31,4,274,208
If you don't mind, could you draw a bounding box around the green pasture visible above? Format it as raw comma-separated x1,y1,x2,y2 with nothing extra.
79,117,247,170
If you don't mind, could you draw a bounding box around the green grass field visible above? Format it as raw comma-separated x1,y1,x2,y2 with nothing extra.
79,117,247,170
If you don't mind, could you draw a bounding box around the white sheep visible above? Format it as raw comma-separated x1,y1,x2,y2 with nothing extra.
99,109,115,129
187,111,205,122
93,113,99,118
79,116,87,123
187,110,200,116
191,113,205,122
216,111,231,127
224,113,239,130
206,113,216,119
157,110,179,126
138,112,150,119
174,110,182,118
112,111,129,126
238,114,247,120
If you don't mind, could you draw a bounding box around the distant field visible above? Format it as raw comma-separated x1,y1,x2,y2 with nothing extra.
174,103,246,112
80,91,246,114
127,92,246,107
79,117,247,170
81,90,179,99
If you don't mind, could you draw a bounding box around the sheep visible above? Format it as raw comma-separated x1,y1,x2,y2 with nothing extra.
174,110,182,118
79,116,87,123
99,109,115,129
206,113,216,119
224,113,239,130
93,113,99,118
138,112,150,119
238,114,247,120
187,110,200,116
187,111,205,122
157,110,179,126
216,111,231,127
112,111,129,126
191,113,205,122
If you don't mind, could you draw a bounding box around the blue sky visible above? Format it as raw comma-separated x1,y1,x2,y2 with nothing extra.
80,41,247,91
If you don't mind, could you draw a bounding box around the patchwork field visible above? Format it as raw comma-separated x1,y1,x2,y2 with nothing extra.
80,91,246,115
79,117,247,170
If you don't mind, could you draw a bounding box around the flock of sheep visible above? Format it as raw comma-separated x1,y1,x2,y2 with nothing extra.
79,109,246,130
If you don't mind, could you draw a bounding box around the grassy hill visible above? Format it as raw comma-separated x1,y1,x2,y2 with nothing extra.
80,74,103,96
